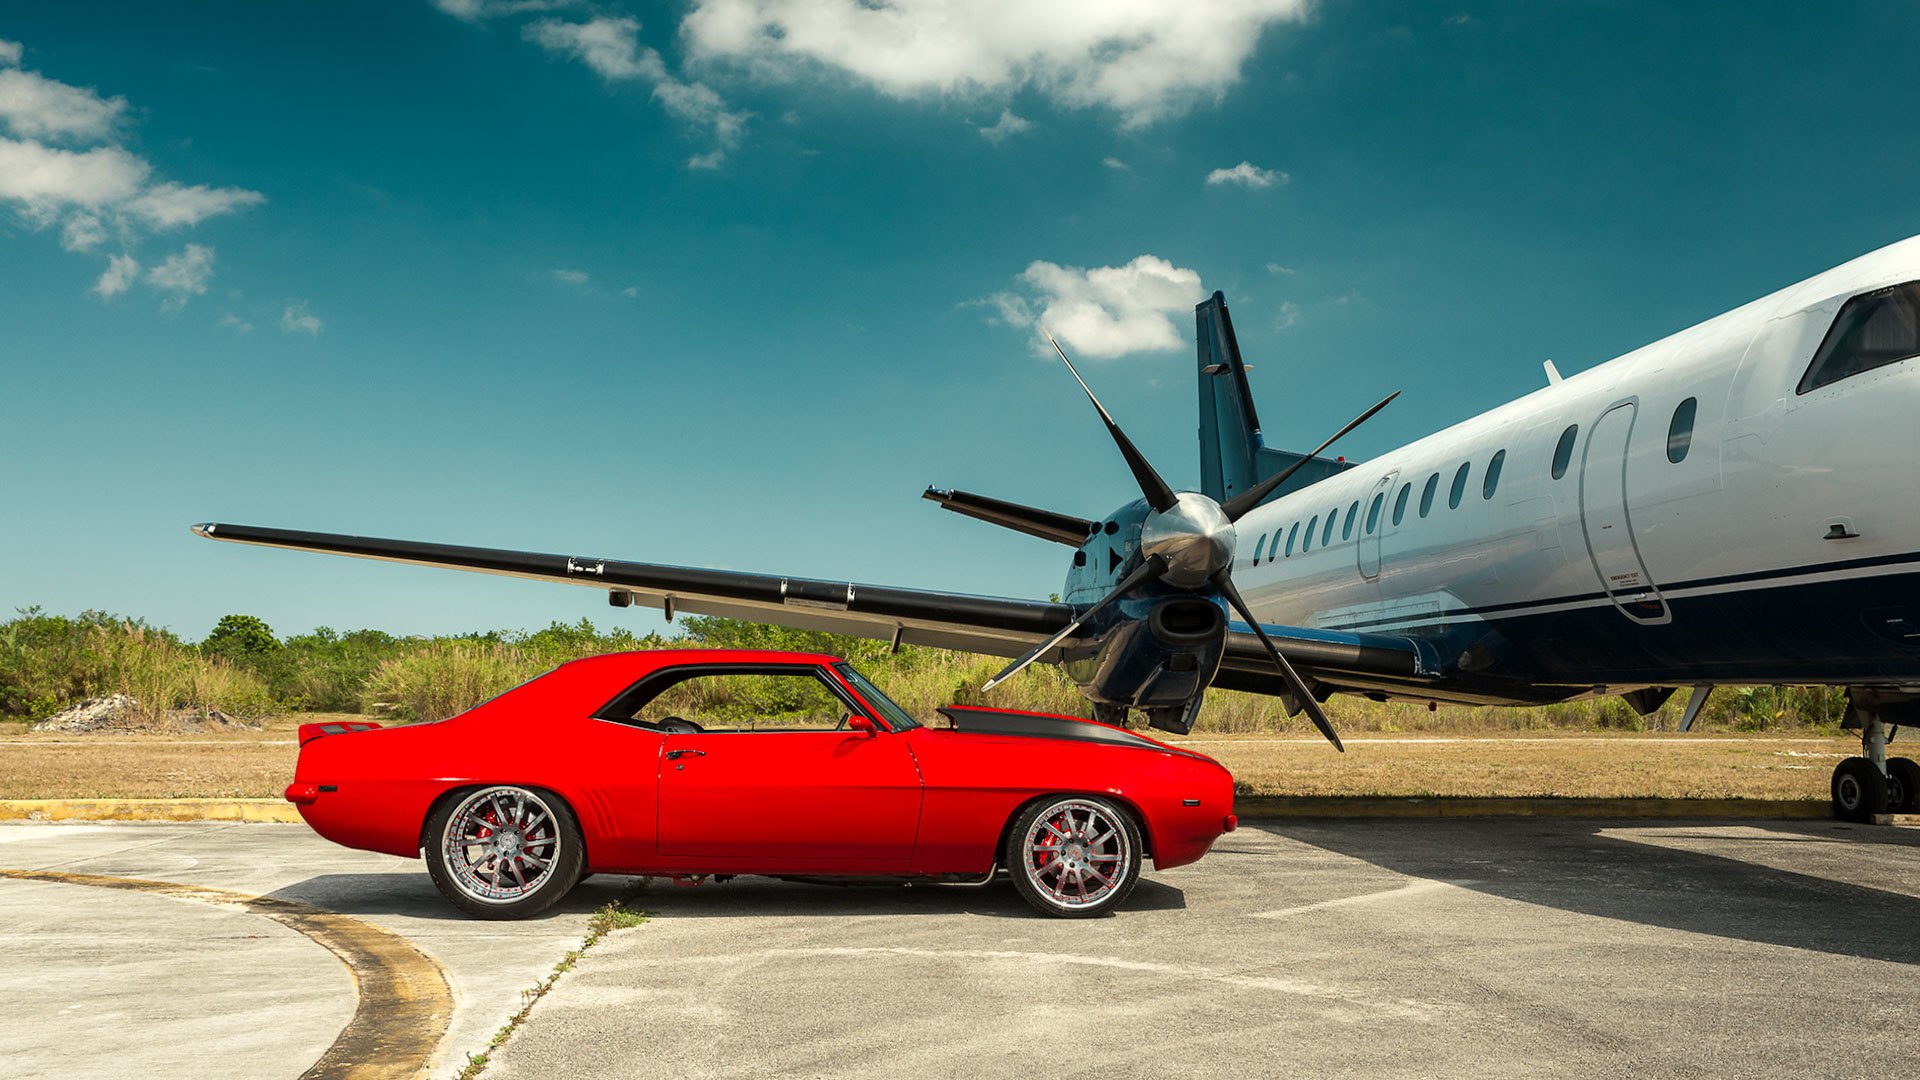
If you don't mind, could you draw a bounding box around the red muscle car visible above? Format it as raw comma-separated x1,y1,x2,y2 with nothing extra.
285,649,1237,918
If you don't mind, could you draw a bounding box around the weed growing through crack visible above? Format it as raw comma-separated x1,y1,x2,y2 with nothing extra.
456,894,650,1079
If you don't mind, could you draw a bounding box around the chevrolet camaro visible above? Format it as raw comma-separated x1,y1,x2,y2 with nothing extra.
285,649,1237,918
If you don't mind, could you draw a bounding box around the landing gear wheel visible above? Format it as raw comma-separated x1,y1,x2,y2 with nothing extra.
1005,796,1141,918
1885,758,1920,814
1831,757,1889,823
426,785,584,919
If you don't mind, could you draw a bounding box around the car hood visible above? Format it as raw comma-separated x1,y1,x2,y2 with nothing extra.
935,706,1208,759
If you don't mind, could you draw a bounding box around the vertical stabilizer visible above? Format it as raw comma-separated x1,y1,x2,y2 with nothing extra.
1196,292,1354,507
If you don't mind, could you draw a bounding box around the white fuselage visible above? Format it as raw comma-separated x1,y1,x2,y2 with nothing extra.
1232,236,1920,695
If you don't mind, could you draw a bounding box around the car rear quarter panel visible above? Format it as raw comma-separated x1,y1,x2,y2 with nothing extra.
292,654,672,865
902,729,1233,873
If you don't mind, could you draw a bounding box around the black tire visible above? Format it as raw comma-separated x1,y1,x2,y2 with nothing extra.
1004,795,1142,919
425,785,585,919
1831,757,1889,823
1885,758,1920,814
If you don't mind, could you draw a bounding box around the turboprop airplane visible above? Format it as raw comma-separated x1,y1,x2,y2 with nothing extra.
194,236,1920,822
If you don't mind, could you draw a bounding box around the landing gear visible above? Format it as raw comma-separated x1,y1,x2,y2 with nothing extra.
1832,757,1888,823
1091,703,1130,728
1832,689,1919,822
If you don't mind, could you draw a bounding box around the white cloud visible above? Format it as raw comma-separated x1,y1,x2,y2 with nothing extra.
621,285,640,298
0,44,271,307
0,137,149,208
1276,300,1299,329
525,16,665,81
0,68,125,142
1265,261,1294,275
145,243,215,302
681,0,1311,127
984,254,1205,359
280,301,324,336
432,0,577,20
552,267,589,284
524,16,746,167
93,252,137,298
61,211,105,251
220,313,253,333
1206,160,1285,188
1102,156,1129,171
122,181,265,229
977,108,1031,144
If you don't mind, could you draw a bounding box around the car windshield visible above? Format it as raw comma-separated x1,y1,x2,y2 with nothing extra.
835,663,921,731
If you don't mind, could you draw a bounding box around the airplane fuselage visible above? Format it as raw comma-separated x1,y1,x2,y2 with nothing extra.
1223,238,1920,703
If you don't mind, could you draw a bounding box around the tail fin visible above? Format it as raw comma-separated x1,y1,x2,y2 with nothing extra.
1196,292,1354,507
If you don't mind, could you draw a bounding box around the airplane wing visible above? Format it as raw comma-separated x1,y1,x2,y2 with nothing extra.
191,522,1437,685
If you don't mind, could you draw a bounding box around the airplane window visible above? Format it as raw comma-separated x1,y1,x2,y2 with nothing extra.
1321,512,1336,547
1483,450,1506,499
1285,522,1299,556
1392,483,1411,526
1304,515,1318,552
1667,398,1697,463
1448,463,1470,509
1551,425,1577,479
1343,501,1359,540
1365,493,1385,534
1419,473,1439,517
1798,280,1920,394
1251,532,1267,565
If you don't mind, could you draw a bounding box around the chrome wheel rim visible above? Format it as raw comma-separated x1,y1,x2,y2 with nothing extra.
1022,798,1129,911
443,786,562,905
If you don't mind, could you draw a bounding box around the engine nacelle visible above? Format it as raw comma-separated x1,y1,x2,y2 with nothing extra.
1063,596,1227,719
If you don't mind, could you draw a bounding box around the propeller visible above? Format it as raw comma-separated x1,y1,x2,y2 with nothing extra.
1211,570,1344,752
940,325,1395,749
983,555,1167,691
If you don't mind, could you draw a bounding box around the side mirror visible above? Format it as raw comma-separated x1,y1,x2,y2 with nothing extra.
847,715,877,736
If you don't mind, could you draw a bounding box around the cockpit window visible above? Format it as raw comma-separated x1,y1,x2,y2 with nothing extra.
1799,280,1920,393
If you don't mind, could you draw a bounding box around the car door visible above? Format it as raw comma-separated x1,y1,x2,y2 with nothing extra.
656,726,922,868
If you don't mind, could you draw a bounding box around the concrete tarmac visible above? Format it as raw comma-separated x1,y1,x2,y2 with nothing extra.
5,818,1919,1079
0,822,629,1080
488,818,1920,1079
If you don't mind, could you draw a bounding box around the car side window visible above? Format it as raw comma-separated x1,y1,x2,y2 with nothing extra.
595,666,864,732
1799,280,1920,393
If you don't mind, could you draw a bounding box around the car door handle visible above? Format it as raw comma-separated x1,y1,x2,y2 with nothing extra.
665,749,706,760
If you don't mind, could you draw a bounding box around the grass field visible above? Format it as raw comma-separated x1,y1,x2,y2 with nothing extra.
0,715,1856,801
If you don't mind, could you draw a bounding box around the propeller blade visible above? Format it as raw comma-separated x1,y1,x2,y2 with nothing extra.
1220,391,1401,522
922,487,1096,547
982,555,1168,692
1212,571,1344,752
1042,328,1180,514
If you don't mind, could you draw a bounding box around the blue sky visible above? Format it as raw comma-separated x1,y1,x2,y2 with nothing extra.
4,0,1918,640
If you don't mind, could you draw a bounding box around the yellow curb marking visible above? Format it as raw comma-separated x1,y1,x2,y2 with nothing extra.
0,868,451,1080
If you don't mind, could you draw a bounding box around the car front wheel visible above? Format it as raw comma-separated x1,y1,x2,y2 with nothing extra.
426,785,584,919
1005,796,1142,918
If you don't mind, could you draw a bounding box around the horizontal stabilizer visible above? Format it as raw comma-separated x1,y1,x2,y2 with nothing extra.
921,488,1095,547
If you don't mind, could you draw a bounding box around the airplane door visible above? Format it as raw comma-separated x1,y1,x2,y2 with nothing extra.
1357,473,1395,580
1579,403,1670,624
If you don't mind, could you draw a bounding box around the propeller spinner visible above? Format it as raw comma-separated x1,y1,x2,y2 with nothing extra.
958,328,1397,751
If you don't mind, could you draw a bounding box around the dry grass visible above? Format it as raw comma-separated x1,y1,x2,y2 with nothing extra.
0,715,1858,802
1190,732,1856,800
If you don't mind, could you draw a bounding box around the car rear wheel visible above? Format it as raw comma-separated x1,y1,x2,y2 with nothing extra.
1005,796,1141,918
426,785,584,919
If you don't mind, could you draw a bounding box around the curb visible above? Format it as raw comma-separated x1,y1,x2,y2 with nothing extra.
1234,796,1840,820
0,799,300,823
